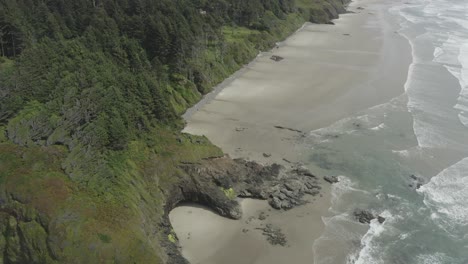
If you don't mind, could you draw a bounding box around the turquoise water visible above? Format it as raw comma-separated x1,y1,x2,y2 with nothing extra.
310,0,468,263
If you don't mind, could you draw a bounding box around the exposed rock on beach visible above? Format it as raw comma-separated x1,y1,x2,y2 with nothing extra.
169,156,323,217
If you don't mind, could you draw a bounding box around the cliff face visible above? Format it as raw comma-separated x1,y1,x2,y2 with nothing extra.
0,0,350,263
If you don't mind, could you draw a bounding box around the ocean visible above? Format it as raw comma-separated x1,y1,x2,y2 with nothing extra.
309,0,468,263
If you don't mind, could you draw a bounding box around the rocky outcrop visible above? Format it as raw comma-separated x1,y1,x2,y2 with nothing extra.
256,224,287,246
324,175,339,184
408,174,424,190
270,55,284,62
307,0,351,24
353,209,386,224
164,175,242,220
174,157,322,211
161,156,323,262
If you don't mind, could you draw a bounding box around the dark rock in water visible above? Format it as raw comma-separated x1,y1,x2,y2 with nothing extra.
258,211,267,220
326,21,335,25
270,55,284,62
377,216,386,224
263,153,272,158
343,33,351,36
242,228,249,233
324,175,339,184
409,174,424,190
354,210,385,224
257,224,287,246
354,209,375,224
357,6,365,10
352,122,361,128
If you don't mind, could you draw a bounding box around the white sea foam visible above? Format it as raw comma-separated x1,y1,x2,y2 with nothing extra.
397,0,468,149
418,157,468,232
433,47,443,58
320,213,360,241
399,232,411,240
369,123,386,131
455,42,468,127
433,35,463,65
458,112,468,126
417,252,455,264
346,211,393,264
330,176,369,205
391,149,410,158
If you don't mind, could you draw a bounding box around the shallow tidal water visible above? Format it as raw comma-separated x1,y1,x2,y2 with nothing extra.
310,0,468,263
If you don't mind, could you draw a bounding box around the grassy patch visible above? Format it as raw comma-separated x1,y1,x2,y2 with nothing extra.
222,26,261,43
221,187,236,200
168,233,176,243
98,233,112,243
0,127,6,143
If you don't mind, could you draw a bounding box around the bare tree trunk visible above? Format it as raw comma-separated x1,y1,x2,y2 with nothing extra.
12,36,15,57
0,26,5,57
0,39,4,57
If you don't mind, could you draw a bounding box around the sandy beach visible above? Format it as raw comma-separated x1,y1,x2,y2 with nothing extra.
170,0,412,262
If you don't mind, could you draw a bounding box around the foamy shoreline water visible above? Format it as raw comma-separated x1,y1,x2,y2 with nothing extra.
313,0,468,263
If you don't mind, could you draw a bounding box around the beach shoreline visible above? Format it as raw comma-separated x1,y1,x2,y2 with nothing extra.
170,0,412,263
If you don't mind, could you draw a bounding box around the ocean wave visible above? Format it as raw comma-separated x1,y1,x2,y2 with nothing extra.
418,157,468,234
391,149,410,158
397,0,468,149
346,211,393,264
433,35,463,66
330,176,369,205
455,42,468,127
308,95,407,141
320,213,360,241
369,123,386,131
458,112,468,127
416,252,456,264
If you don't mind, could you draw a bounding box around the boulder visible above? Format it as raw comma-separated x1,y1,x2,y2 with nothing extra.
354,209,375,224
324,175,339,184
377,216,386,224
354,210,386,224
270,55,284,62
257,224,287,246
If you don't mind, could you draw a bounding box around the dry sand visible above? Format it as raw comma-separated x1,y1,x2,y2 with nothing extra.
170,0,411,263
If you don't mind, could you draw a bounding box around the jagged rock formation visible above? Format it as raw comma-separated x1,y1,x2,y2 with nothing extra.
160,156,323,262
354,209,386,224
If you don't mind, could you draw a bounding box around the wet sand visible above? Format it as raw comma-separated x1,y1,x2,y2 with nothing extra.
170,0,411,262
